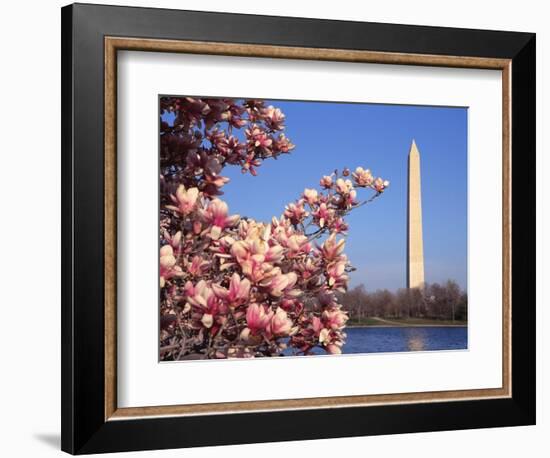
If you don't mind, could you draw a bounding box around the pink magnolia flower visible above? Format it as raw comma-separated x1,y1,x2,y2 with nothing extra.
320,233,346,261
246,303,274,335
311,316,324,336
318,328,345,354
319,175,333,189
166,185,199,215
261,105,286,131
373,177,390,192
216,135,245,162
286,234,311,257
201,199,240,239
352,167,374,187
295,258,320,281
185,255,210,277
265,244,285,263
185,280,215,309
185,280,224,329
317,288,338,308
319,327,331,345
303,188,318,205
246,124,273,154
269,307,293,336
341,189,358,208
177,97,210,128
283,201,308,225
207,129,226,150
329,218,348,234
204,173,230,191
162,230,182,251
227,105,247,129
212,273,251,307
233,222,284,264
326,343,343,355
230,239,274,283
271,217,295,243
323,308,349,330
202,98,232,128
326,260,349,291
279,298,303,314
159,245,182,288
273,133,295,153
241,152,263,176
335,178,353,195
182,280,196,298
312,202,333,228
266,270,298,297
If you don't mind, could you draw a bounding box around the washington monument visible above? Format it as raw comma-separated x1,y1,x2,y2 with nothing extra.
407,140,425,289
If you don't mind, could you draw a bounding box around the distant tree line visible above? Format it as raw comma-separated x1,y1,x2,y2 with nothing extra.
337,280,467,323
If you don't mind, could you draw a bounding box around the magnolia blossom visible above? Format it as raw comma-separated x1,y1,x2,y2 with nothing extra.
274,134,295,153
212,273,251,307
269,307,293,336
312,202,333,228
246,124,273,154
331,218,349,234
303,188,318,205
295,258,319,281
230,231,286,283
286,234,311,258
326,260,349,291
352,167,374,187
283,201,308,225
320,175,333,188
204,172,230,191
185,280,227,330
335,178,353,195
261,105,286,131
246,303,273,335
374,177,390,192
341,188,358,208
320,233,346,261
318,327,345,354
162,230,182,251
319,327,331,345
166,185,199,215
159,245,182,288
266,270,298,297
185,255,210,277
185,280,216,310
200,199,239,239
326,343,343,355
323,309,348,330
241,153,263,176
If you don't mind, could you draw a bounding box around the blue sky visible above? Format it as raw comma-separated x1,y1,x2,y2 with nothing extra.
164,99,468,291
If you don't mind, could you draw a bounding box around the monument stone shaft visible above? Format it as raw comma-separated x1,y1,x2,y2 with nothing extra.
407,140,425,289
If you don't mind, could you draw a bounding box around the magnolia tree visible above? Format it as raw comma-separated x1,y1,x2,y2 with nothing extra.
159,97,388,360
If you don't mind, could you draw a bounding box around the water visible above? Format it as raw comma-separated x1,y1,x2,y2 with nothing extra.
343,326,468,354
285,326,468,356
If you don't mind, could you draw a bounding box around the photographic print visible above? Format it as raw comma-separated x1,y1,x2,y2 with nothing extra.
159,96,468,361
62,7,534,451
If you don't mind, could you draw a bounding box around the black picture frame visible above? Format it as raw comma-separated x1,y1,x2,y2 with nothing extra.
61,3,535,454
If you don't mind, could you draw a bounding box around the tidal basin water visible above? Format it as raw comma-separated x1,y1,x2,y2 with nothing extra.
285,326,467,356
342,326,468,354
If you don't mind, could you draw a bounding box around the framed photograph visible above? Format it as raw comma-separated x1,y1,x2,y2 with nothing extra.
61,3,536,454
